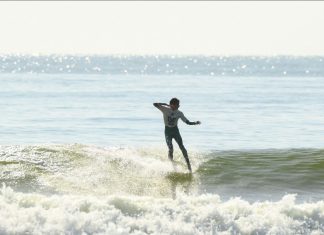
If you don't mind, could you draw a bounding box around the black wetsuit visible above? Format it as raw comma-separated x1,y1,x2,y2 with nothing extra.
164,125,191,172
154,103,196,172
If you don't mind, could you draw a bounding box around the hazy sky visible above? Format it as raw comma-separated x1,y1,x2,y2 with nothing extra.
1,1,324,56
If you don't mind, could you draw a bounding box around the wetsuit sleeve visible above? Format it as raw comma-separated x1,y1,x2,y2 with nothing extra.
185,120,198,125
179,112,189,123
180,112,198,125
153,103,168,113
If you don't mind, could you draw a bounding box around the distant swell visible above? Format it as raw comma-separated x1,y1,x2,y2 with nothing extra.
0,55,323,76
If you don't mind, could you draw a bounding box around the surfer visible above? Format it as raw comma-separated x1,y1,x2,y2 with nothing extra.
153,98,201,173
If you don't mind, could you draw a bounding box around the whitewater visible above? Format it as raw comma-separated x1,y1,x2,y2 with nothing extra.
2,145,324,234
1,55,324,234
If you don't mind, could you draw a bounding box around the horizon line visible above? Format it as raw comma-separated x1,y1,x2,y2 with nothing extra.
1,53,324,58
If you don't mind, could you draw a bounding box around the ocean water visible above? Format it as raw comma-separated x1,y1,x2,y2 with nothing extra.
1,55,324,234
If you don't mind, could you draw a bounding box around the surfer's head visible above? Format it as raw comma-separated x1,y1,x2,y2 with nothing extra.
170,98,180,110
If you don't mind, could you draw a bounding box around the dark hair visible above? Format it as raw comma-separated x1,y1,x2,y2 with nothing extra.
169,98,180,105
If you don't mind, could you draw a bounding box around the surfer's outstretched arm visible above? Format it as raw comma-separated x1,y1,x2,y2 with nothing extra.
179,111,201,126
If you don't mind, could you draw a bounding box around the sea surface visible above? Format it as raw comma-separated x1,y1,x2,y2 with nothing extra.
1,55,324,234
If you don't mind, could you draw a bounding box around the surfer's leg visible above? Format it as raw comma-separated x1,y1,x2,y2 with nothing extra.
164,129,174,160
174,130,192,172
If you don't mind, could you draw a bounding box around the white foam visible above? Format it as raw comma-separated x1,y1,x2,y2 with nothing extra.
1,184,324,235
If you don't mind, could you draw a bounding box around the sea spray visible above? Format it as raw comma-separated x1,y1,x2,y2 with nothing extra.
2,145,324,200
0,144,201,197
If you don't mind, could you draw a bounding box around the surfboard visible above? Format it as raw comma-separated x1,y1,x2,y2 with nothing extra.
166,172,193,182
